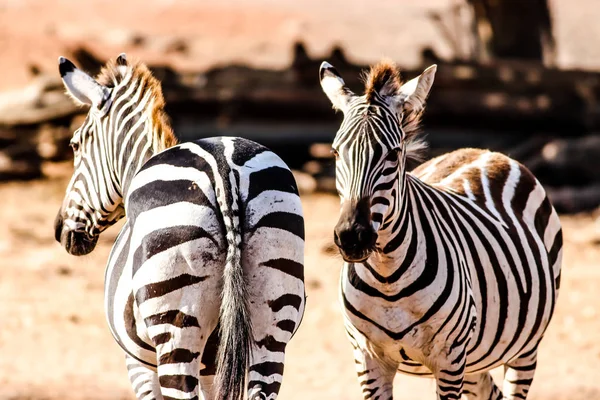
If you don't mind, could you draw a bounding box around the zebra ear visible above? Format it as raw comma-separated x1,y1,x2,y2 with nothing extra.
58,56,110,110
319,61,353,111
397,64,437,113
116,53,128,77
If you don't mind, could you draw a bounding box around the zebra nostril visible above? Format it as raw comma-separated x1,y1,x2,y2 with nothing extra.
357,229,366,244
334,230,342,247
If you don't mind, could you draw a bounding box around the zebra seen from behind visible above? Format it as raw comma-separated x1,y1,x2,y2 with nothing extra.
54,54,306,400
319,60,562,399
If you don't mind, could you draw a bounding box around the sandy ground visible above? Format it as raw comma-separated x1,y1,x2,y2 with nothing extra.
0,162,599,400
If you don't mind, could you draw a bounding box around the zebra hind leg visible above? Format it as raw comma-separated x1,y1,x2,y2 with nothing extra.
244,290,304,400
502,348,538,400
155,335,205,400
462,372,502,400
125,354,162,400
245,295,299,400
198,325,219,400
246,342,287,400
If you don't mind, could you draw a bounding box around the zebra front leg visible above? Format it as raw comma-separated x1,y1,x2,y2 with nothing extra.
348,334,397,400
126,355,163,400
433,350,467,400
462,372,502,400
502,348,538,400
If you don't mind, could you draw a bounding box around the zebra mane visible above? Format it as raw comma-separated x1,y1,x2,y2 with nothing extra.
363,60,428,163
363,60,402,103
97,59,178,150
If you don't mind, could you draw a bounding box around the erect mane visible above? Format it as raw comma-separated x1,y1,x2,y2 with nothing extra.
363,60,427,162
363,60,402,103
97,59,178,150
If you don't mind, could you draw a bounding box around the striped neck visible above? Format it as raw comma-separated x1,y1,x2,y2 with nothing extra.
106,78,175,199
105,93,154,198
370,169,420,275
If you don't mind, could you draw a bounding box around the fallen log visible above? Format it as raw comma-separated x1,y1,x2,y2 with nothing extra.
0,144,42,180
0,75,79,126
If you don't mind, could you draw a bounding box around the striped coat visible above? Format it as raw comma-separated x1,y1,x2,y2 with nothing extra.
320,60,562,400
54,55,305,400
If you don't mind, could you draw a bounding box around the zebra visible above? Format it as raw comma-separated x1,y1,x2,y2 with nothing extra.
53,54,306,400
318,60,562,400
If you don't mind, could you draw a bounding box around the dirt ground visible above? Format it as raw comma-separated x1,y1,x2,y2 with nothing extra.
0,162,598,400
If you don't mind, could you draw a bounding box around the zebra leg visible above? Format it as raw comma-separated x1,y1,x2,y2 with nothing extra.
462,372,502,400
246,341,286,400
126,355,162,400
433,355,467,400
245,290,304,400
502,348,538,400
198,325,219,400
152,326,209,400
350,341,397,400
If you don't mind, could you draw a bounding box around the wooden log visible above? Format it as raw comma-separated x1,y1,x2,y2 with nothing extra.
0,144,42,181
0,76,80,127
547,185,600,214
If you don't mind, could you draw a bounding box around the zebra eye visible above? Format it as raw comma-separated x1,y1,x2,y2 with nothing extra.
331,148,339,159
70,141,80,152
385,150,398,161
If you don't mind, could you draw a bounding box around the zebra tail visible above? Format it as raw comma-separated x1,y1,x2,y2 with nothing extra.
214,170,253,400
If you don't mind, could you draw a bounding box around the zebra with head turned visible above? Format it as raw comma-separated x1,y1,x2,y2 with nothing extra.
54,54,306,400
319,60,562,400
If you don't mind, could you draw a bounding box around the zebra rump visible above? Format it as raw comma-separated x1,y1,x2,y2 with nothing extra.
54,54,305,400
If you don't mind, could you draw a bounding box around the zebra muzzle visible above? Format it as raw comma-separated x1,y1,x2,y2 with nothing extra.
54,211,98,256
334,198,378,262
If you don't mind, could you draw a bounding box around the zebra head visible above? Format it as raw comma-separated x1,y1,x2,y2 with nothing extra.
54,53,171,255
319,60,436,262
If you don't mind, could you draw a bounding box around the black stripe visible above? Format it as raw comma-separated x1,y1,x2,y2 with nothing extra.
159,349,200,364
152,332,172,345
250,212,304,240
246,166,298,202
255,335,286,352
132,226,218,274
124,293,154,352
276,319,296,333
158,374,198,392
136,273,208,303
145,310,200,329
230,138,269,166
268,294,303,312
128,179,217,212
248,361,285,377
260,258,304,281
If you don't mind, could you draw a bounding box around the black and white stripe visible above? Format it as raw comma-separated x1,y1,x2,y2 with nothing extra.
320,61,562,400
55,55,305,400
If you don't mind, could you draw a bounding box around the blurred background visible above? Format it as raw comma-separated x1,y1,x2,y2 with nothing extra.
0,0,599,399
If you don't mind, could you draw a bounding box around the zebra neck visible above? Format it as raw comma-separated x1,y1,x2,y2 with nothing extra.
115,121,156,198
371,173,422,276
